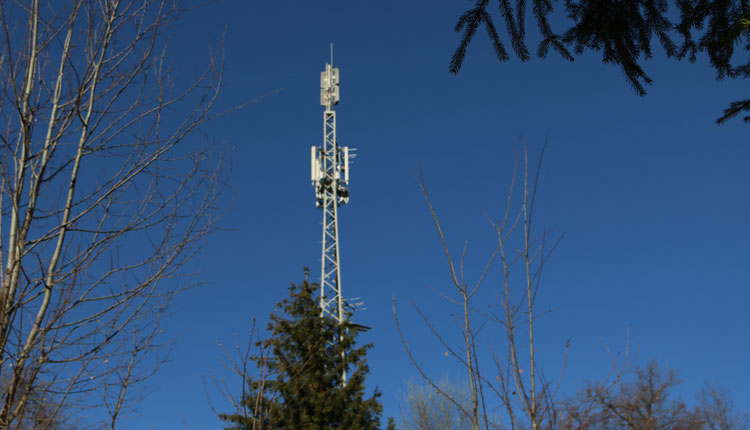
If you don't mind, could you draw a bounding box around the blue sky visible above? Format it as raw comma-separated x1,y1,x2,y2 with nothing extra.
125,1,749,428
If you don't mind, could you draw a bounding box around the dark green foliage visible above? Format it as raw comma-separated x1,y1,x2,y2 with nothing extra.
385,417,397,430
451,0,750,123
221,271,383,430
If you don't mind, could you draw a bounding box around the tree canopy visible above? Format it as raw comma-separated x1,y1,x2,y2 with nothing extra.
553,361,750,430
221,272,383,430
451,0,750,123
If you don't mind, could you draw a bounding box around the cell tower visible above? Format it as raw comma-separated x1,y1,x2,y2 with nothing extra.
310,47,355,329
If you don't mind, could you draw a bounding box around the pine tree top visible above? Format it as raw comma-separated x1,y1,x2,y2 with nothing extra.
221,271,383,430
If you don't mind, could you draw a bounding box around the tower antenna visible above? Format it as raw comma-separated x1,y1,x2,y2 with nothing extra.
310,46,358,382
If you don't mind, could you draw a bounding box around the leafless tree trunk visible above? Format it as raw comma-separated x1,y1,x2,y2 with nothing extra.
0,1,232,427
394,141,567,430
205,318,275,430
487,142,566,430
393,175,493,430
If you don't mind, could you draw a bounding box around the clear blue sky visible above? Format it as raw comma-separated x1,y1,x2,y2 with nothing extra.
124,1,749,428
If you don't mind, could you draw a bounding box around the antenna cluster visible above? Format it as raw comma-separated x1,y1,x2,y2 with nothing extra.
311,61,355,208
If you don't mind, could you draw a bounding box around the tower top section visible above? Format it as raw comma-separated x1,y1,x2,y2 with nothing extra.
320,46,340,109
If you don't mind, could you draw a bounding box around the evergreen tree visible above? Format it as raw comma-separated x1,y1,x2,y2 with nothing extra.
221,270,383,430
450,0,750,123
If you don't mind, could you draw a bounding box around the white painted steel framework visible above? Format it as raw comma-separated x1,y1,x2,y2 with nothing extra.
310,54,353,328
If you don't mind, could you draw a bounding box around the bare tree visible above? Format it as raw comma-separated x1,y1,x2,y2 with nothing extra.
0,372,76,429
580,361,700,430
398,377,499,430
696,382,750,430
206,318,275,430
394,141,566,430
551,360,750,430
0,1,233,427
393,170,494,430
554,361,740,430
396,142,749,430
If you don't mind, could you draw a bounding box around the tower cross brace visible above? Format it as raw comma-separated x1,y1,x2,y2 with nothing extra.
311,51,355,383
311,56,353,326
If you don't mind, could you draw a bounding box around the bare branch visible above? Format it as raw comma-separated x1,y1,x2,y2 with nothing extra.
0,1,244,427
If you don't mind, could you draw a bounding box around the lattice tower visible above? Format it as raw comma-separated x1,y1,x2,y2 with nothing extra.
310,50,355,327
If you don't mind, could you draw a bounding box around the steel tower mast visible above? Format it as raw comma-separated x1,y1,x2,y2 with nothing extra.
310,47,354,329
